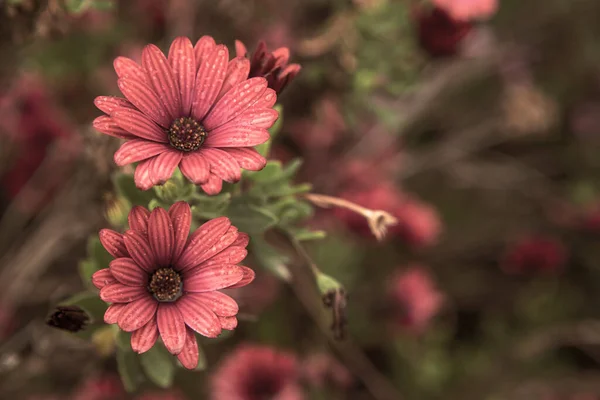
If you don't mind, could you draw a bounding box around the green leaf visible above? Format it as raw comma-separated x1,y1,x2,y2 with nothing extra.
113,172,154,207
117,348,145,393
191,192,231,219
115,328,131,351
64,0,91,13
287,227,326,241
250,236,291,280
88,237,113,270
78,259,99,288
226,201,278,234
245,161,283,183
139,344,175,388
60,292,108,324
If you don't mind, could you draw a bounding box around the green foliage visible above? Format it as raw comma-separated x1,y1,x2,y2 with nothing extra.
114,172,154,207
117,348,145,393
139,344,175,388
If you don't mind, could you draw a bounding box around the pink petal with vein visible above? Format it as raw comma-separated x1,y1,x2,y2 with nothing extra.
123,230,156,273
118,295,158,332
92,268,117,290
191,291,239,317
231,232,250,248
111,108,168,142
200,148,241,182
177,295,222,337
234,40,247,57
191,45,229,121
250,88,277,109
114,139,169,166
197,246,248,269
169,37,196,114
93,116,137,140
194,36,216,68
99,229,129,258
180,152,210,184
148,207,175,266
142,44,181,119
100,283,147,303
131,318,159,354
168,202,192,261
217,57,251,101
149,150,182,186
177,328,199,369
184,265,244,292
227,265,255,288
157,303,186,355
134,159,155,191
176,217,231,271
109,258,146,286
104,303,126,324
118,78,170,128
235,107,279,128
223,148,266,171
204,124,270,148
94,96,133,114
219,316,238,330
114,57,148,83
128,206,150,234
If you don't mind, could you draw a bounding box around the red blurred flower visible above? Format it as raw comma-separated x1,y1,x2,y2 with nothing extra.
389,267,444,333
71,374,126,400
432,0,498,21
289,96,346,150
92,202,254,369
235,40,301,95
394,197,442,248
414,6,473,58
0,75,80,212
94,36,278,193
501,236,568,275
301,353,353,390
211,344,303,400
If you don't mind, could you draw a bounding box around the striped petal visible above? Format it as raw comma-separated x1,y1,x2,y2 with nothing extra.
236,107,279,128
219,316,238,330
203,123,270,148
142,44,181,119
217,57,250,101
200,173,223,195
93,116,137,140
148,207,175,266
200,148,241,183
227,266,255,289
176,217,231,271
118,295,158,332
231,232,250,248
111,108,168,142
194,36,216,68
249,87,277,109
191,45,229,121
184,265,244,292
168,37,196,115
177,294,222,337
92,268,117,290
168,202,192,261
100,283,147,303
223,148,266,171
99,229,129,258
123,230,156,273
157,303,186,355
234,40,247,57
118,78,170,128
128,206,150,234
131,317,159,354
134,159,155,191
197,246,248,269
94,96,133,114
149,150,182,186
179,152,210,184
114,139,170,166
109,258,147,286
191,291,239,317
104,303,126,324
203,77,267,130
114,57,148,83
177,328,199,369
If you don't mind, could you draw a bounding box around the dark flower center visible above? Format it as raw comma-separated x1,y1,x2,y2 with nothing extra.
167,117,206,152
148,267,182,302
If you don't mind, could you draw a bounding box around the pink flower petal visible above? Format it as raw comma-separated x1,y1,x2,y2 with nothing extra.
168,37,196,115
142,44,182,119
249,87,277,109
149,150,182,186
131,317,159,354
184,265,244,292
92,268,117,290
111,108,168,143
100,283,147,303
235,107,279,128
114,57,148,83
177,328,199,369
134,159,155,191
191,291,239,317
219,316,238,330
203,77,268,130
176,217,232,271
194,36,216,68
177,294,222,337
118,78,170,128
109,258,147,286
222,148,266,171
148,207,175,266
99,229,129,258
188,225,238,267
179,152,210,184
157,303,186,355
227,265,255,288
93,116,137,140
231,232,250,248
168,202,192,261
118,295,158,332
114,139,170,166
191,45,229,121
203,123,270,148
104,303,126,324
94,96,133,114
197,246,248,269
200,148,241,183
128,206,150,234
217,57,250,101
123,230,156,273
272,47,291,68
200,173,223,195
234,40,247,57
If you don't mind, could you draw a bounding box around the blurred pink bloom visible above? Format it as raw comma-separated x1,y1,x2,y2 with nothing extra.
0,74,81,212
432,0,498,21
501,236,568,275
414,6,473,58
389,267,444,333
211,345,303,400
235,40,301,94
394,197,442,248
301,353,353,390
92,202,254,369
223,268,281,316
71,374,125,400
94,36,277,193
289,96,346,150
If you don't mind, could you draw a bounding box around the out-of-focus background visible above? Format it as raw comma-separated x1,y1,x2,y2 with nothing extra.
2,0,600,399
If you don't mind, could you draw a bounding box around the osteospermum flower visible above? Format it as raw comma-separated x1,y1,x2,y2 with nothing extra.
92,202,254,369
93,36,279,194
211,344,303,400
235,40,301,94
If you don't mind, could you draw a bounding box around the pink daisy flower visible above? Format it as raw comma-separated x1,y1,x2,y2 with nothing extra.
432,0,498,22
92,202,255,369
93,36,279,194
235,40,301,94
211,344,303,400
